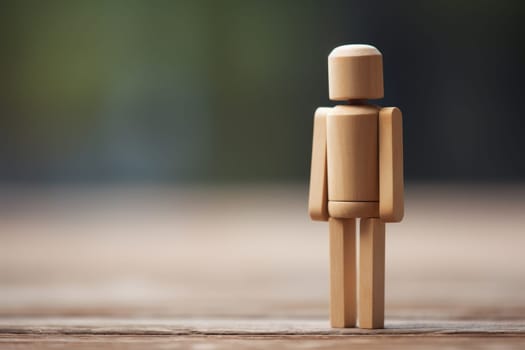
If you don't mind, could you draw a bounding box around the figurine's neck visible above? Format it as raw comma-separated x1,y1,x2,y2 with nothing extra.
347,99,368,105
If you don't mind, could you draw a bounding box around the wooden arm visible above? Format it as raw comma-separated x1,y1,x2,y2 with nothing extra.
308,107,330,221
379,107,404,222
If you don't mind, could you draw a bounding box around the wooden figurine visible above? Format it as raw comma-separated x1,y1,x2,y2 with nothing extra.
308,44,404,329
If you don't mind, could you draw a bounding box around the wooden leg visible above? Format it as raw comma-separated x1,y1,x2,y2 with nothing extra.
359,218,386,329
329,217,356,328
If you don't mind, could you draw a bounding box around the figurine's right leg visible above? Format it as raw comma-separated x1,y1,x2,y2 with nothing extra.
329,217,356,327
358,218,385,329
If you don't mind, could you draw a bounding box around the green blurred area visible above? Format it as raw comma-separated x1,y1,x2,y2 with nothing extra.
1,0,524,183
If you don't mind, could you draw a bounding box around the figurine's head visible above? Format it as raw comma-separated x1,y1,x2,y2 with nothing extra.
328,44,384,101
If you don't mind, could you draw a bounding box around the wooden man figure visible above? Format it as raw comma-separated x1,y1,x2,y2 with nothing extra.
308,44,404,329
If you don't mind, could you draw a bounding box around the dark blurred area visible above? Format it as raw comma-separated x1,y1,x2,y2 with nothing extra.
0,0,524,184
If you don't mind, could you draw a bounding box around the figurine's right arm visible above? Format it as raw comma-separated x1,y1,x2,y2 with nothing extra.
308,107,330,221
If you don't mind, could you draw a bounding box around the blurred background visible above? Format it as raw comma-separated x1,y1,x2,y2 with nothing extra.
1,0,524,185
1,0,525,330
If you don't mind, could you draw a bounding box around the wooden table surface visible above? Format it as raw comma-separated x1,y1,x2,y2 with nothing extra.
1,184,524,349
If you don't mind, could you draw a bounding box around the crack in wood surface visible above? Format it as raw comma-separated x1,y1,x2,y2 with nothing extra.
1,318,524,336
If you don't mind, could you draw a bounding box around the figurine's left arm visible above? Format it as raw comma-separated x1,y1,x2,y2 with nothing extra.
379,107,404,222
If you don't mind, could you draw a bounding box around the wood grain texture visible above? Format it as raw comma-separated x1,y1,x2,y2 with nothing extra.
2,334,525,350
308,107,330,221
1,318,525,335
329,218,356,327
379,107,404,222
326,105,379,202
359,218,386,329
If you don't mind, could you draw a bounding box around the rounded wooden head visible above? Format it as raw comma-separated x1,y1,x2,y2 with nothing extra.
328,44,384,101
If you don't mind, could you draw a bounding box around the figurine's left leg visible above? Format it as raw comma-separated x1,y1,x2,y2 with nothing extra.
359,218,385,329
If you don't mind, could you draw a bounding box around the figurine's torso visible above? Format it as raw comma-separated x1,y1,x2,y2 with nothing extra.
327,104,379,218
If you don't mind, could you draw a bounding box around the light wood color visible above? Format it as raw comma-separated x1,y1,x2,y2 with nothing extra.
308,107,330,221
328,45,383,101
328,201,379,219
310,44,402,329
379,107,404,222
329,218,356,328
326,105,379,201
359,218,385,329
